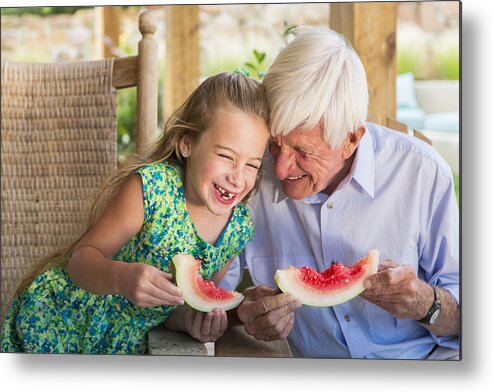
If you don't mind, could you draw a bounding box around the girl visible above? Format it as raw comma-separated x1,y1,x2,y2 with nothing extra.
1,72,270,354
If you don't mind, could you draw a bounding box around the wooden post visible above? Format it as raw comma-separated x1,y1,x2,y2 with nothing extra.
95,6,120,58
136,11,159,153
330,2,397,121
164,5,200,119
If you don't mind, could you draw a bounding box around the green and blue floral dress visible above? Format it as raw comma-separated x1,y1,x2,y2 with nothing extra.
1,161,254,354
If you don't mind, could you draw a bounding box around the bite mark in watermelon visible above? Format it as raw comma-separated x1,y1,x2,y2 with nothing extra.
172,253,244,312
274,249,379,307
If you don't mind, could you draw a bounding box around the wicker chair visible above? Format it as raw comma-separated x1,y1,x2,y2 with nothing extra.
0,11,158,324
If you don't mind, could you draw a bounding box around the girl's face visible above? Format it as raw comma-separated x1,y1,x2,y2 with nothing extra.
181,107,269,217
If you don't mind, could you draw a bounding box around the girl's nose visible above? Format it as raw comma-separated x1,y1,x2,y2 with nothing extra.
227,165,244,188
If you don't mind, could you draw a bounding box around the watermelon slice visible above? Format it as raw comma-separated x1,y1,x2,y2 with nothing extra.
274,250,379,307
172,253,244,312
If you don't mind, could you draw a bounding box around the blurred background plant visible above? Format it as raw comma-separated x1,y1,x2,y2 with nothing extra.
432,29,459,80
397,23,459,80
244,49,267,80
243,23,296,80
1,6,87,16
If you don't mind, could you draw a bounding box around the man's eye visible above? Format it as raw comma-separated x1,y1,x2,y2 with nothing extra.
247,163,260,170
295,148,311,158
219,154,233,160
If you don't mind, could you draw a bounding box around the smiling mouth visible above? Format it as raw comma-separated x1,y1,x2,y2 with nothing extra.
286,175,305,180
214,184,238,200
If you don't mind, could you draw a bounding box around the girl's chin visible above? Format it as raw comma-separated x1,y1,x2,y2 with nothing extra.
207,201,237,216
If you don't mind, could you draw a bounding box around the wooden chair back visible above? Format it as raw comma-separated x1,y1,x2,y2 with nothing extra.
367,114,432,146
0,11,158,324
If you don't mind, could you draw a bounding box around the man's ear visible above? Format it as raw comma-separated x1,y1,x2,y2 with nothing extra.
341,125,366,159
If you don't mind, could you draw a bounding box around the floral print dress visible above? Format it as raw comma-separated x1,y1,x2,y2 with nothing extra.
1,161,254,354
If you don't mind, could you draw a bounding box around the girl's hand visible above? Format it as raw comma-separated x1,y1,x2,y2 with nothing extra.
120,262,184,307
183,306,228,343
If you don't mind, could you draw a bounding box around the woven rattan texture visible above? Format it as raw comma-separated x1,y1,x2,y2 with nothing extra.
1,60,117,323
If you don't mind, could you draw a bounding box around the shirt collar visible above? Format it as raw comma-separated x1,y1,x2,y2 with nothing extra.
275,188,328,204
350,123,375,198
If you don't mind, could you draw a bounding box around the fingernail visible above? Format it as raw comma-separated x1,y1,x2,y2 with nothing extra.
364,280,372,289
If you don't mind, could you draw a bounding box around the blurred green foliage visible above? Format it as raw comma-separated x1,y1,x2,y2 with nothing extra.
436,47,460,80
244,49,268,80
397,47,423,77
397,27,459,80
243,22,297,80
0,7,91,17
398,45,459,80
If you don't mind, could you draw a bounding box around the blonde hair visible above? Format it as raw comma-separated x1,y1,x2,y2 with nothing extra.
11,71,269,299
263,27,368,149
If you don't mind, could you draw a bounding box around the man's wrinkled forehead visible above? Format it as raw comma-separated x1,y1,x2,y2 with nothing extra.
271,123,325,149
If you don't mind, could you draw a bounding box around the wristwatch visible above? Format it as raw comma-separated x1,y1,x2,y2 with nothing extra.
419,285,441,325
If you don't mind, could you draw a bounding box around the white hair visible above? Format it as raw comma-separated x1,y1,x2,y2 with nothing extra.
263,27,369,149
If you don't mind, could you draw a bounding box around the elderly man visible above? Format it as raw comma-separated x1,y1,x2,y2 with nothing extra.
221,28,460,359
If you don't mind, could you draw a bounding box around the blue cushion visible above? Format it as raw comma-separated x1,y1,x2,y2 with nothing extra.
424,112,459,133
397,107,426,129
397,72,419,109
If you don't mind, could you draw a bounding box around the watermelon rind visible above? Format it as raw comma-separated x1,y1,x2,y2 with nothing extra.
274,249,379,307
172,253,244,312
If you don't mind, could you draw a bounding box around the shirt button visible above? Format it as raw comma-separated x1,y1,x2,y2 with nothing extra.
344,315,350,322
327,202,334,209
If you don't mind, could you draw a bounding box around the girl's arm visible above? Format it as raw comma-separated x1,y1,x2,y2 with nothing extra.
67,174,183,307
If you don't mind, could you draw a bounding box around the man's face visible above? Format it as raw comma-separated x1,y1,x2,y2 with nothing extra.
268,123,350,199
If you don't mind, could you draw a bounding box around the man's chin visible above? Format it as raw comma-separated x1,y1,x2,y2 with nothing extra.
281,182,310,200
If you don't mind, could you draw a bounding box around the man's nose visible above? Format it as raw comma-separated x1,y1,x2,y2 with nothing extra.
274,149,295,180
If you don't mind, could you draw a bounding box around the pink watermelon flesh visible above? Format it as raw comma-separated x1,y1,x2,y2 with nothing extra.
196,276,235,300
172,253,244,312
274,249,379,307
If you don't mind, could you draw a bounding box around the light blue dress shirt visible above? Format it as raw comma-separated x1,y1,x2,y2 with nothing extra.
221,122,460,359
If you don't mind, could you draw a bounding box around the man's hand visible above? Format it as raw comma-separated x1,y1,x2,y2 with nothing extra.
360,260,433,320
361,259,460,337
237,285,302,342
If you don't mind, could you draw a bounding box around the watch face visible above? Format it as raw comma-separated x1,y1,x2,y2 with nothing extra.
430,309,441,325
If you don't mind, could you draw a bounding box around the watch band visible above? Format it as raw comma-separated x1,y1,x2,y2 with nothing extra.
418,285,442,324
